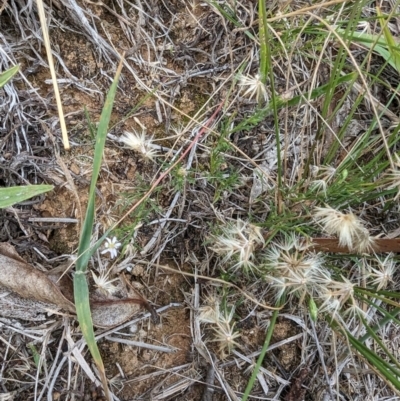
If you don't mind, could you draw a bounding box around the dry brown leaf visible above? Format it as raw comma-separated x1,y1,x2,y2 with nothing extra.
0,243,75,313
91,298,143,328
0,243,150,327
90,275,149,328
0,242,27,263
0,287,61,321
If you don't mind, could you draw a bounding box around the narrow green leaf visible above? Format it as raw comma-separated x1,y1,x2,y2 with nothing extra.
73,58,124,401
357,311,400,371
27,343,41,371
0,65,19,88
258,0,268,84
0,185,53,209
242,297,284,401
336,27,400,72
377,7,400,74
330,317,400,391
309,297,318,322
75,60,123,272
347,333,400,389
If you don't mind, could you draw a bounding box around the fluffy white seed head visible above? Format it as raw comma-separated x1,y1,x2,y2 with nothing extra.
120,130,158,160
316,277,358,321
366,253,396,290
263,234,325,302
198,300,240,358
210,219,264,272
211,319,241,358
238,73,269,103
91,270,119,295
314,206,373,253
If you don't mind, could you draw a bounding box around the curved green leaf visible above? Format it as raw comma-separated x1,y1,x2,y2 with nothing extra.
0,65,19,88
0,185,53,209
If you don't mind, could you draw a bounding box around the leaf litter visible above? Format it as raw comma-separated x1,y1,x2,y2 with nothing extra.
0,242,149,327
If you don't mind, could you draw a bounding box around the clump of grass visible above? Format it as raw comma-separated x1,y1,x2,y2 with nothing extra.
201,3,400,396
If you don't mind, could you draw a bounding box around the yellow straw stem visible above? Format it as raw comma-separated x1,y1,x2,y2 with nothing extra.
36,0,70,150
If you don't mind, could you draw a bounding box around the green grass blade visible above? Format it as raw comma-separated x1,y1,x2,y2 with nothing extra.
359,307,400,343
258,0,268,84
76,60,122,271
27,343,41,372
73,58,124,401
336,28,397,70
0,185,53,208
347,332,400,389
242,297,283,401
357,310,400,371
230,72,356,136
356,288,400,308
84,106,97,139
329,317,400,391
377,7,400,74
0,64,19,88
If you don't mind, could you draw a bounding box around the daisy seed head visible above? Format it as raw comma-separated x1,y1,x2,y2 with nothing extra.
211,318,241,358
91,270,119,295
366,253,396,290
198,302,240,358
238,73,269,103
120,130,158,160
209,219,264,272
263,234,325,302
313,206,373,253
317,277,356,319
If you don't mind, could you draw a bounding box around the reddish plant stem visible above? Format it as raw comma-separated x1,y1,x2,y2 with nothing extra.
311,237,400,254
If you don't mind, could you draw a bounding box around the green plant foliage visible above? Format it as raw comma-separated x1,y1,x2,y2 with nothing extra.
73,59,124,401
207,131,240,202
0,65,19,88
0,185,53,209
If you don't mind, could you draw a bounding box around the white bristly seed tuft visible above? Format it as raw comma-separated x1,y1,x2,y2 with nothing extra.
313,206,374,253
120,130,158,161
209,219,265,273
238,73,269,103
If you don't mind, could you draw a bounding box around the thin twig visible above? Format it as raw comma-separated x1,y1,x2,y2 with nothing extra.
105,336,177,353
